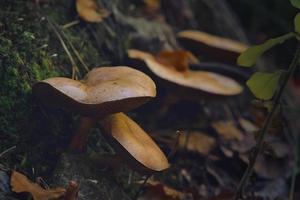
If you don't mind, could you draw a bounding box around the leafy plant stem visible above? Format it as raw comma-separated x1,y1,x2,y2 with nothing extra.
234,44,300,200
289,132,299,200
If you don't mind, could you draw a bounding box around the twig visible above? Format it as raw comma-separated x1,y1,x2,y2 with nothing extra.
0,146,16,158
234,45,300,199
59,29,90,73
289,124,299,200
46,17,81,79
62,20,80,29
289,138,298,200
281,98,299,200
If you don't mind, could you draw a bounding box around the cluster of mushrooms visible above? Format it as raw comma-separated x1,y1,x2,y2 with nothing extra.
33,66,169,174
33,30,247,177
127,49,243,98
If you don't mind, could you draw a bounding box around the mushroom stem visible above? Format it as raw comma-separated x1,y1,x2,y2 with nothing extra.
69,116,95,153
89,153,123,171
64,181,79,200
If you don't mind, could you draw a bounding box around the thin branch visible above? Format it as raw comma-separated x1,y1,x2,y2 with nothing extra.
234,45,300,199
289,136,298,200
281,98,300,200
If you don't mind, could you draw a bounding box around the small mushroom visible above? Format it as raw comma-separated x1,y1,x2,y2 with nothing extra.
127,49,243,97
177,30,248,64
33,66,156,152
76,0,110,23
98,112,169,174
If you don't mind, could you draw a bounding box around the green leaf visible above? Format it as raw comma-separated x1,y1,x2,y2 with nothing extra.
290,0,300,9
237,33,295,67
246,71,283,100
295,13,300,34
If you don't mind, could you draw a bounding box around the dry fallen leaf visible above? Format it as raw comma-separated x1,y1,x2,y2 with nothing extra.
156,50,199,72
178,131,215,155
239,154,292,179
238,118,259,133
11,171,66,200
150,130,215,156
230,131,256,153
76,0,110,22
138,180,192,200
212,121,243,141
250,106,282,135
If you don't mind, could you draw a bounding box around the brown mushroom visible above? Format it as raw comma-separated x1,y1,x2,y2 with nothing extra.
33,66,156,152
76,0,110,23
177,30,248,64
155,50,199,72
127,49,243,97
98,112,169,174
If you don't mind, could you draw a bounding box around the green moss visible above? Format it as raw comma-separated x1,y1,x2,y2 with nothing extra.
0,0,106,177
0,35,55,143
0,2,67,174
0,0,130,179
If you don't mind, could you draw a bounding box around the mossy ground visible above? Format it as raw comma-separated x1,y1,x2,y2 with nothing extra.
0,1,65,175
0,0,137,189
0,0,109,175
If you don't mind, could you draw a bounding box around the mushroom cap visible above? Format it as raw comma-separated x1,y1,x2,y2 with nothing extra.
177,30,248,64
99,113,169,174
76,0,109,23
128,49,243,96
33,66,156,117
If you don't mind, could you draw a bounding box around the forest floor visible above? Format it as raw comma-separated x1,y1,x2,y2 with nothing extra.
0,0,299,200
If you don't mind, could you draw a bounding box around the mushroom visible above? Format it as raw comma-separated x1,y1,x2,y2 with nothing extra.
98,112,169,174
33,66,157,152
127,49,243,97
76,0,110,23
177,30,248,64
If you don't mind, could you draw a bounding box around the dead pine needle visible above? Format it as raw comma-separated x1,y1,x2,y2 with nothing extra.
62,20,80,29
59,28,90,73
0,146,16,158
46,17,81,79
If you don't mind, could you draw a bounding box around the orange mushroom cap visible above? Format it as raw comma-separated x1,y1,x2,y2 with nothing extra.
33,66,156,117
177,30,248,64
76,0,109,23
99,113,169,174
127,49,243,96
177,30,248,53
